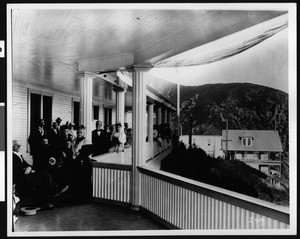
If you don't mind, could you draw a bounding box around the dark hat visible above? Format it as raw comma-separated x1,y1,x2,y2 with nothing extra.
56,117,62,122
115,122,122,127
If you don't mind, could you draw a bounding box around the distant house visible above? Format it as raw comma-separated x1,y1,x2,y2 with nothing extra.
180,135,224,158
221,130,283,176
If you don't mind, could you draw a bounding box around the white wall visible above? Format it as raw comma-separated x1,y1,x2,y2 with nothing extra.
180,135,224,158
12,83,74,165
52,94,72,125
12,83,30,163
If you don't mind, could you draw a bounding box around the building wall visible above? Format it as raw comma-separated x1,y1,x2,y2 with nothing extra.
12,81,117,164
180,135,224,158
52,94,73,124
12,83,75,164
12,83,29,162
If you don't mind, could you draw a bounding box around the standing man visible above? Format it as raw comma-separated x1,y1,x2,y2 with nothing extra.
28,119,47,168
48,122,61,154
92,121,104,156
55,117,62,133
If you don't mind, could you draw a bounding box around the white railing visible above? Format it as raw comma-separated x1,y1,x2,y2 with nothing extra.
93,140,171,165
138,167,289,230
93,148,132,165
92,162,131,203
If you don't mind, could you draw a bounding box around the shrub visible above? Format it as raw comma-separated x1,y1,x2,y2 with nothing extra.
160,147,289,206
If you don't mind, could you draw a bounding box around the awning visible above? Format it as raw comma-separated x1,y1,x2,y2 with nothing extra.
152,14,288,68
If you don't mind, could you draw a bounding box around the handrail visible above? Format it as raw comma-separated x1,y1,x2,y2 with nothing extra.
92,161,131,171
137,166,289,225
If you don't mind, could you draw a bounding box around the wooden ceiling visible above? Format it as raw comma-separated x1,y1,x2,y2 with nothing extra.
11,8,286,100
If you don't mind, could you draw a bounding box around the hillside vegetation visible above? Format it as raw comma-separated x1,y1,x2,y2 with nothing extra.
147,77,289,187
161,146,289,206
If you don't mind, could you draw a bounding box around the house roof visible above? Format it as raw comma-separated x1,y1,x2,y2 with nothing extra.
222,130,283,152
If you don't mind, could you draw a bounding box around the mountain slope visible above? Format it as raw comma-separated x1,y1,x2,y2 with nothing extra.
178,83,288,152
147,77,288,154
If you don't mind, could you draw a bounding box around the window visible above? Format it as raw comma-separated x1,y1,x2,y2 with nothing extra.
247,138,252,145
73,101,80,129
30,92,52,132
259,165,269,175
207,151,214,157
104,107,112,126
208,138,211,146
242,137,252,146
93,105,99,120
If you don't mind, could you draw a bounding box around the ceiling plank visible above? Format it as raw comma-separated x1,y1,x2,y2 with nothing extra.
78,53,134,72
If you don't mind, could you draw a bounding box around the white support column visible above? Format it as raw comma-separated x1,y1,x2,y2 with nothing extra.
79,71,95,142
130,65,149,210
164,108,168,124
124,111,128,125
157,107,162,125
147,103,154,158
168,110,172,125
115,90,126,127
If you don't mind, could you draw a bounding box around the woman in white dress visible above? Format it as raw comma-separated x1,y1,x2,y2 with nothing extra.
109,122,126,153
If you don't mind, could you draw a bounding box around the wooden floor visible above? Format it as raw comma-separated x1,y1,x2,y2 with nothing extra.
14,202,166,232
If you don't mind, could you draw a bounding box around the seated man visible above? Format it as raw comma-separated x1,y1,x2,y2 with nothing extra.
35,137,69,197
13,140,56,209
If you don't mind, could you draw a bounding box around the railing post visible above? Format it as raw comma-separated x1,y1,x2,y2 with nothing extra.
129,65,150,210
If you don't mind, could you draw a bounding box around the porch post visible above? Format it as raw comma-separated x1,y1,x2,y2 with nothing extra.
147,103,154,158
130,65,149,210
164,108,168,124
168,110,172,125
78,71,95,142
114,79,126,128
157,107,162,125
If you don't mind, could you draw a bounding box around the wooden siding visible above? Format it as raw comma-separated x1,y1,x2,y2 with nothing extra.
52,94,72,124
12,83,30,163
12,83,74,164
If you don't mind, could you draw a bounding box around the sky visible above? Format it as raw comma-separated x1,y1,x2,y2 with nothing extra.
149,26,288,93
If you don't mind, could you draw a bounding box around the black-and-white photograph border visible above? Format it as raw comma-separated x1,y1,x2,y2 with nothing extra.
6,3,297,237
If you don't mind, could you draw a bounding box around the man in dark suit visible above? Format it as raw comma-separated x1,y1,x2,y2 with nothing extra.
13,140,35,199
92,120,105,156
13,140,55,209
28,119,47,168
48,121,62,158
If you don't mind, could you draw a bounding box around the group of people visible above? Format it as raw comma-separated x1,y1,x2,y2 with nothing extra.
153,123,174,147
14,118,94,210
92,121,130,156
13,116,178,210
13,117,134,210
